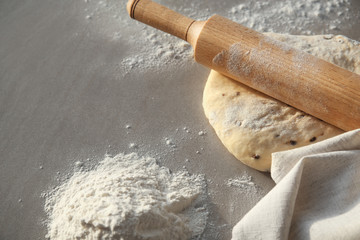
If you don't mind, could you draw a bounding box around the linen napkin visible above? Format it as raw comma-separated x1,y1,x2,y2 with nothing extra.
232,129,360,240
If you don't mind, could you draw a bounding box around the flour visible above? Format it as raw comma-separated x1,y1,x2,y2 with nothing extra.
198,131,206,136
223,100,279,131
44,153,207,240
118,2,211,74
228,0,352,35
128,142,138,148
120,36,193,74
226,172,259,193
165,138,176,147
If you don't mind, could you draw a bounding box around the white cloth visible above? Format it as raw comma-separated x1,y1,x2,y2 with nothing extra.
232,129,360,240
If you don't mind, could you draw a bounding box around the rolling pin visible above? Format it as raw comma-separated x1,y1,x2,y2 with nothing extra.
127,0,360,131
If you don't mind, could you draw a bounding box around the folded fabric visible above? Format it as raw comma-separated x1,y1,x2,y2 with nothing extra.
232,129,360,240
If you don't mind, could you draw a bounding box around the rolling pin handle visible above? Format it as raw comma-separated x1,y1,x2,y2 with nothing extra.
126,0,195,41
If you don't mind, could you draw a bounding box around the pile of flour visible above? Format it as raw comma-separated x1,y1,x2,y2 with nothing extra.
44,153,207,240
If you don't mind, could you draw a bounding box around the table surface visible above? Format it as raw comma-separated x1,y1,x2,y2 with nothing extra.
1,0,359,239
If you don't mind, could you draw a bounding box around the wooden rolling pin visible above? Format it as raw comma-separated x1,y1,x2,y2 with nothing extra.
127,0,360,131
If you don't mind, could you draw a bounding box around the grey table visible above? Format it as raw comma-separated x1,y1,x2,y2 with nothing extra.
1,0,359,239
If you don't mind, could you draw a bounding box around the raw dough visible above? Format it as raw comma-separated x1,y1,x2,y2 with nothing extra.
203,34,360,171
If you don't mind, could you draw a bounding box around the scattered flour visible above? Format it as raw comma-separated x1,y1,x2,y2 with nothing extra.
128,142,138,149
165,138,176,148
118,2,211,74
226,172,259,193
44,153,208,240
198,131,206,136
183,127,190,133
120,36,193,74
79,0,210,74
228,0,353,35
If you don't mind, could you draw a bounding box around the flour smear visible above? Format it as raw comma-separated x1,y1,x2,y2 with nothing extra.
43,153,208,240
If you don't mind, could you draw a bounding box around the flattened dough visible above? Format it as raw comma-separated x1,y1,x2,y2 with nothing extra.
203,34,360,171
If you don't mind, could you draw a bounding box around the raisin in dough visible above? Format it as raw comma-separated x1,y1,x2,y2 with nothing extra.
203,34,360,171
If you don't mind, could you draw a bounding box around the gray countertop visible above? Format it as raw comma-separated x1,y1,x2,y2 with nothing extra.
1,0,359,239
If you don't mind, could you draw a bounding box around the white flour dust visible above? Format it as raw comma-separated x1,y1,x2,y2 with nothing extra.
226,172,259,193
79,0,210,74
118,3,210,74
228,0,353,35
44,153,208,240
